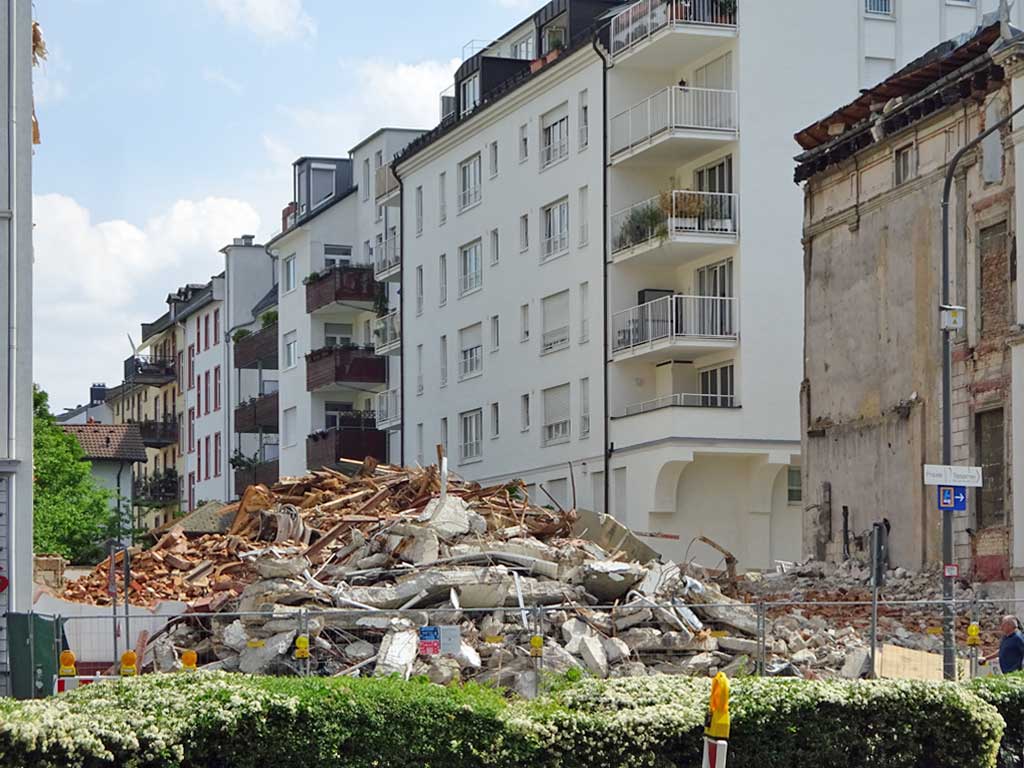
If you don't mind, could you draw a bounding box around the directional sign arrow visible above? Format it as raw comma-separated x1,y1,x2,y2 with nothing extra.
955,491,966,504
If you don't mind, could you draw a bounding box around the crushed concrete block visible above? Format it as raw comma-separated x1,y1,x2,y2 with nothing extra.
718,637,759,656
788,634,807,652
222,619,249,653
791,649,816,666
543,642,582,674
602,636,631,664
239,630,296,674
614,607,653,631
683,652,717,676
659,630,696,651
427,657,462,685
406,528,440,565
840,648,871,679
578,561,646,603
374,623,419,677
344,640,376,661
772,638,788,654
153,635,179,672
355,552,389,569
579,636,609,678
561,618,594,645
487,648,515,668
467,510,489,535
455,642,482,670
618,627,663,652
254,554,309,579
425,496,471,540
720,654,752,677
610,661,648,678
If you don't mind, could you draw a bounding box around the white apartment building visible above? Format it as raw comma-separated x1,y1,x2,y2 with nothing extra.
268,128,423,478
398,0,1017,570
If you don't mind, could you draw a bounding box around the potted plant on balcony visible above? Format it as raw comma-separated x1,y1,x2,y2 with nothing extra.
667,190,705,232
260,310,278,328
716,0,737,24
232,328,251,343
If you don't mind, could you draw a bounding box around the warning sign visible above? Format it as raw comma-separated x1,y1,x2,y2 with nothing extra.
418,626,441,656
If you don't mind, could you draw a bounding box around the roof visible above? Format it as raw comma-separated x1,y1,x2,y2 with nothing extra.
149,500,236,537
266,185,358,250
61,424,148,463
349,127,426,155
251,284,279,318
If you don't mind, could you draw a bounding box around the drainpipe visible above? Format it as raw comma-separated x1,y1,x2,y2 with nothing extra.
592,26,612,515
392,158,405,466
6,0,18,464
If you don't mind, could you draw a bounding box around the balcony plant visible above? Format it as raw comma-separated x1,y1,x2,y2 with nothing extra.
229,450,259,471
232,328,251,343
302,270,323,286
616,200,665,251
667,190,705,232
717,0,737,22
260,310,278,328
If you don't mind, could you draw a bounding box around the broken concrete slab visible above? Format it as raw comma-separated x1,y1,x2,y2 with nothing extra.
424,496,471,540
602,636,631,664
577,561,646,603
374,623,419,678
840,647,871,679
427,656,462,685
579,636,609,678
718,637,759,656
238,630,296,674
254,554,309,579
344,640,376,661
614,607,653,631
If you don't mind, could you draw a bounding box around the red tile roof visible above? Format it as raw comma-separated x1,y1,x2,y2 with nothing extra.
61,424,148,463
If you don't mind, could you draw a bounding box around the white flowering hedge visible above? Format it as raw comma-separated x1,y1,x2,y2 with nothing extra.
0,673,1007,768
969,672,1024,768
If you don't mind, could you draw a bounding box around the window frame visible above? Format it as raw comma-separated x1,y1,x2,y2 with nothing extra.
458,239,483,296
541,198,570,261
283,255,297,293
459,408,484,463
457,154,482,212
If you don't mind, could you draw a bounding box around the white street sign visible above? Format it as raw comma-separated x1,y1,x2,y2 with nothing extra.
923,464,983,488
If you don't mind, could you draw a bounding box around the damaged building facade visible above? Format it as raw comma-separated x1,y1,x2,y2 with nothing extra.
796,21,1024,595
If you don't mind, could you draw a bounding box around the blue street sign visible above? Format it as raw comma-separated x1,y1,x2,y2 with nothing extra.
938,485,967,512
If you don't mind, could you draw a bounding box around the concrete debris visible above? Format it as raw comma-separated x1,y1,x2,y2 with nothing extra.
579,635,609,678
375,622,419,678
238,630,296,675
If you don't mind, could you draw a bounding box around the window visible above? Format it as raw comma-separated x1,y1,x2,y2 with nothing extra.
415,266,424,315
196,375,202,414
298,167,307,214
187,344,195,386
976,409,1005,528
440,335,448,386
284,331,298,368
178,412,184,452
542,24,565,54
204,370,211,414
177,350,183,389
511,32,534,60
520,303,530,342
459,409,483,462
415,186,424,234
458,154,482,211
196,435,202,479
188,407,195,452
459,323,483,380
440,416,449,456
520,393,531,431
579,282,590,343
362,159,370,201
376,203,384,223
324,244,352,269
787,466,801,504
416,423,424,466
283,255,297,292
283,406,297,447
578,186,589,245
204,435,211,480
542,290,570,353
489,141,499,177
542,199,569,260
363,240,371,261
980,222,1009,332
541,384,571,446
213,308,220,345
491,402,500,437
460,74,480,117
374,149,383,169
490,314,500,351
520,214,529,251
895,143,916,185
188,471,195,512
459,240,483,295
580,378,590,437
519,124,529,161
439,254,448,305
700,363,735,407
578,90,589,149
195,317,201,350
204,313,210,350
311,164,335,209
416,344,424,395
324,323,353,347
865,0,893,15
325,401,353,430
541,110,569,168
214,366,221,411
439,172,447,225
490,228,500,265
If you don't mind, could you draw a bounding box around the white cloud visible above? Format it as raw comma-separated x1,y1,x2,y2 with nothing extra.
206,0,315,40
202,67,243,94
33,193,260,412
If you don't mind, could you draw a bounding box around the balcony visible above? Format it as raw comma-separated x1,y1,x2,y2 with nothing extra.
610,87,737,166
377,388,401,430
135,417,179,448
306,346,387,392
305,265,379,314
374,234,401,281
542,326,570,354
611,394,743,448
375,164,400,204
234,462,279,496
134,470,179,507
624,392,738,416
234,390,279,433
611,190,738,266
374,311,401,356
610,0,737,68
234,324,278,370
458,347,483,381
542,419,571,447
306,420,387,470
611,294,738,362
123,354,176,387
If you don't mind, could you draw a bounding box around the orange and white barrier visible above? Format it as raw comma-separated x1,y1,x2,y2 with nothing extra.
702,672,730,768
54,675,118,694
703,738,729,768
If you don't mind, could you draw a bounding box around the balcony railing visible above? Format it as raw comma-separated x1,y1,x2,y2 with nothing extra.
234,323,278,370
460,439,482,462
541,137,569,168
374,234,401,278
306,345,387,391
305,265,379,313
459,270,482,296
234,459,280,495
123,354,176,387
865,0,893,15
542,419,571,446
234,390,279,433
458,184,481,211
134,470,179,506
306,421,387,470
458,346,483,380
375,165,399,200
610,0,737,58
542,230,569,261
624,392,738,415
417,373,424,395
376,388,401,429
611,190,738,253
610,86,738,158
374,312,400,354
135,417,179,448
542,326,570,354
612,295,738,354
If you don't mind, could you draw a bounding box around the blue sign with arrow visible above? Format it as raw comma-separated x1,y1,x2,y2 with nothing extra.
938,485,967,512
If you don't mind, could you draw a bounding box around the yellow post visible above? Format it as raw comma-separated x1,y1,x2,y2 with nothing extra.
58,650,77,678
294,635,310,660
120,650,138,677
706,672,731,740
181,649,198,671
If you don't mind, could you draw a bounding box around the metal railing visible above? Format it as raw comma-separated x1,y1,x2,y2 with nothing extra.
542,326,570,353
542,230,569,260
611,190,739,253
417,374,424,395
459,269,482,295
458,346,483,379
579,124,589,148
374,165,399,200
460,439,482,461
612,294,738,353
458,184,481,211
580,413,591,436
542,419,571,445
376,389,401,428
610,0,737,57
374,235,401,278
373,312,400,354
865,0,893,15
624,391,737,415
541,137,569,168
610,86,738,158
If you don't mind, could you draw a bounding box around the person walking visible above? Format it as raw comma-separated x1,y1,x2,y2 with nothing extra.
981,616,1024,673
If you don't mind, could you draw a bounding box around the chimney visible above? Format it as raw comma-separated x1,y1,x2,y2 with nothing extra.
281,202,297,232
241,234,255,246
90,383,108,405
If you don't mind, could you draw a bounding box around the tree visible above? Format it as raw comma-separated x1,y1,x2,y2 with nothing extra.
33,386,116,563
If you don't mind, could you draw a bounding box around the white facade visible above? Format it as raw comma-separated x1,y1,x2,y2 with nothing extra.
398,0,1011,570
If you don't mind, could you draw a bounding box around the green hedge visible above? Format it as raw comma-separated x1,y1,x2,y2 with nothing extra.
0,673,1007,768
969,673,1024,768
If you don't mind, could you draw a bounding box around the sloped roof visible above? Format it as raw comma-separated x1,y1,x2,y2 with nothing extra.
61,424,148,463
149,500,235,537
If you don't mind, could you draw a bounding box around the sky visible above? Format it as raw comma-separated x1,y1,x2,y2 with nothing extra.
33,0,541,414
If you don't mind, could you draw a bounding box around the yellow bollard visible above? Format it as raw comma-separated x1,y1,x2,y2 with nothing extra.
294,635,310,660
120,650,138,677
181,649,198,671
702,672,730,768
59,650,77,678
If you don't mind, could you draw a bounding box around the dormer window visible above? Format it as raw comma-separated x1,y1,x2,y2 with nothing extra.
310,163,336,210
460,74,480,118
511,32,534,60
297,168,307,214
542,25,565,55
